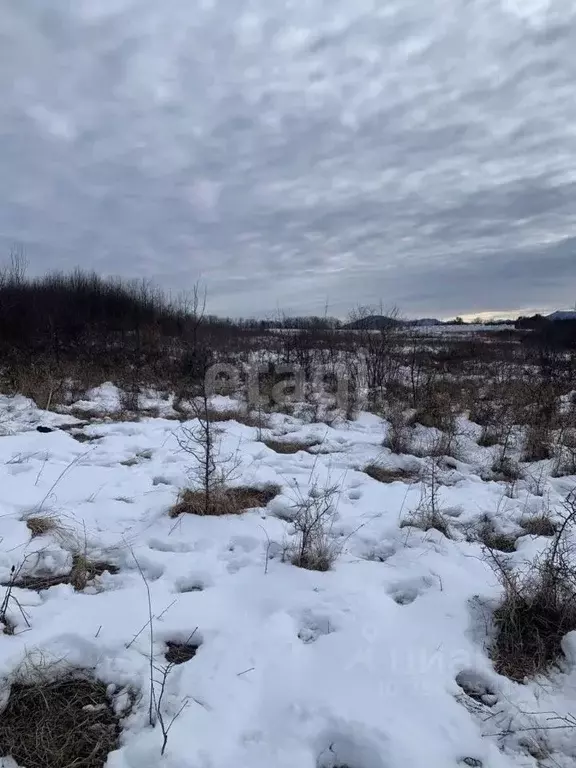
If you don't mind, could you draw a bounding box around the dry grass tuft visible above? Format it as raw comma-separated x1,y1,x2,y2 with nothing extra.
205,408,268,428
364,464,419,484
478,522,518,553
264,439,319,454
401,508,450,538
169,484,280,517
290,547,334,572
520,514,557,538
69,555,120,591
25,515,59,538
493,578,576,681
0,674,120,768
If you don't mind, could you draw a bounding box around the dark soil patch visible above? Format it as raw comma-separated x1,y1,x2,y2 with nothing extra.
120,456,139,467
56,420,90,432
264,439,320,454
68,430,102,443
0,676,120,768
176,579,205,593
5,572,72,591
206,409,267,428
165,641,199,665
121,451,152,467
1,617,15,636
2,557,119,592
364,464,420,484
169,484,280,517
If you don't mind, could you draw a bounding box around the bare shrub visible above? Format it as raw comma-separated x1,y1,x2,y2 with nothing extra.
478,425,501,448
470,397,497,430
489,490,576,680
522,423,552,462
284,481,341,571
552,427,576,477
413,387,456,432
525,467,548,497
429,423,460,459
0,667,121,768
382,403,413,455
492,453,522,482
169,484,279,517
176,386,232,515
475,402,510,449
119,384,140,413
9,362,68,411
401,458,450,537
347,304,402,401
126,549,194,755
0,562,32,634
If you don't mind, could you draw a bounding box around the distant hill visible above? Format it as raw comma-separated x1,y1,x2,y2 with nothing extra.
407,318,442,327
344,315,442,330
344,315,403,330
547,310,576,322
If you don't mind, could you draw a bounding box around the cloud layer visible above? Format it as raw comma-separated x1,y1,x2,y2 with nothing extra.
1,0,575,318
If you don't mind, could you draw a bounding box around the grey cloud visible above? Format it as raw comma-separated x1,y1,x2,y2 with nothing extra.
1,0,575,318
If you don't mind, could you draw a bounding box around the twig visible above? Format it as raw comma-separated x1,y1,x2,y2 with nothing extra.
128,546,155,726
236,667,255,677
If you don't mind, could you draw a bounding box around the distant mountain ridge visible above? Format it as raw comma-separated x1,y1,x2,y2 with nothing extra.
343,315,442,330
547,310,576,321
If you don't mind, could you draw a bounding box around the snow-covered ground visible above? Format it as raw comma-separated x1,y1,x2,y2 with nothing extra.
1,387,576,768
414,323,512,336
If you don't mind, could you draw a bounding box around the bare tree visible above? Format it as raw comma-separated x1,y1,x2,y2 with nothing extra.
402,457,450,537
175,378,243,516
177,386,220,516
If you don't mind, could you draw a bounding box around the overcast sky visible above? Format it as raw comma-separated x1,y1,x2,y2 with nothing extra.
1,1,575,319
